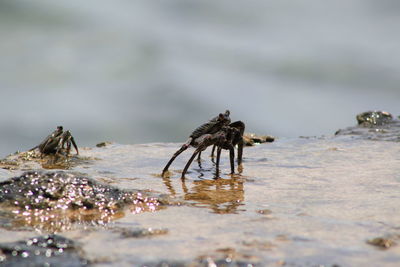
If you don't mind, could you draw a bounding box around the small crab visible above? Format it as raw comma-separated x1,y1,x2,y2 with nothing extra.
162,110,245,178
30,126,79,157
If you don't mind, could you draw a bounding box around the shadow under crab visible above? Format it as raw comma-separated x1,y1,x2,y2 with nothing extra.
162,110,245,179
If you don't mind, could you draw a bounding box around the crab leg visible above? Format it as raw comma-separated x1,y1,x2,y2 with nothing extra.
197,144,217,162
229,120,245,165
210,145,216,162
56,135,65,155
181,148,202,179
216,147,222,177
66,139,72,154
162,144,189,176
215,145,235,176
229,145,235,174
237,139,243,165
70,136,79,155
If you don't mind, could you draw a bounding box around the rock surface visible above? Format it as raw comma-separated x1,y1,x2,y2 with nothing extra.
243,133,275,146
0,171,160,231
0,234,88,266
0,113,399,266
335,110,400,142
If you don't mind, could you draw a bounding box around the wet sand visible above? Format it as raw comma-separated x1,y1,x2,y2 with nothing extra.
0,135,399,266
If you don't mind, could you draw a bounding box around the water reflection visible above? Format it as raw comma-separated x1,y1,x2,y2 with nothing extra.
162,174,245,214
161,151,246,213
183,177,245,214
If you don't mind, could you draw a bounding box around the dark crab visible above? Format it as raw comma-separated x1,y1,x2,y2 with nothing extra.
30,126,79,157
162,110,245,178
197,120,246,163
213,120,245,176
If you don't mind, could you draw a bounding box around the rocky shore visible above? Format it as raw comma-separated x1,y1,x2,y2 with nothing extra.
0,111,399,266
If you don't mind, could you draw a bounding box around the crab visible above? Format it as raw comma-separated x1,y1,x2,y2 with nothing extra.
162,110,245,178
197,120,245,163
30,126,79,157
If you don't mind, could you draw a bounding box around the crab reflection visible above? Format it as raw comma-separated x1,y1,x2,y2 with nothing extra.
162,171,245,214
183,177,244,214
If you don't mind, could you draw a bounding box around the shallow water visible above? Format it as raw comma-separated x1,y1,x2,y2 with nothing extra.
0,133,399,266
1,0,400,157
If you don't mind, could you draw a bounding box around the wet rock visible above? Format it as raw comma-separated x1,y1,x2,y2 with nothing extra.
242,240,275,250
0,150,39,170
144,258,258,267
367,236,398,249
0,234,88,267
0,136,398,265
142,247,260,267
335,111,400,141
118,227,168,238
197,247,260,267
141,261,187,267
256,209,272,215
0,149,92,170
356,111,393,126
0,171,160,231
243,133,275,146
96,141,113,148
198,258,260,267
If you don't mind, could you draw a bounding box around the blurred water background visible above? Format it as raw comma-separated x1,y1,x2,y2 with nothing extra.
1,0,399,157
